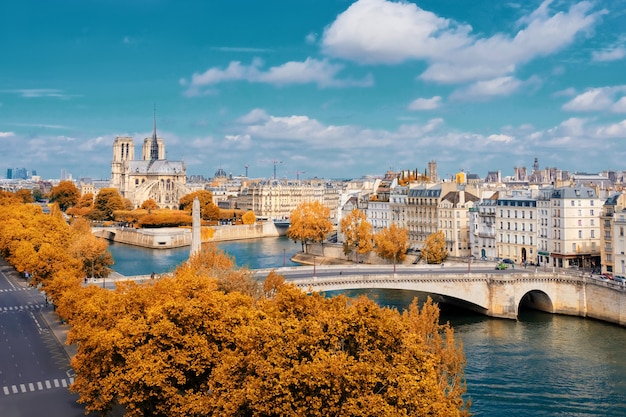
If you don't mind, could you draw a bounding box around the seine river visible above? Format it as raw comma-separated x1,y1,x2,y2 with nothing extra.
107,237,626,416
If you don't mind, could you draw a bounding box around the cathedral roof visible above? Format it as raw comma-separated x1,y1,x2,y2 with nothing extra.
128,159,185,174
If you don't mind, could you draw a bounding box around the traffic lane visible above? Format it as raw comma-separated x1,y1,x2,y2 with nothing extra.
0,310,69,385
0,386,99,417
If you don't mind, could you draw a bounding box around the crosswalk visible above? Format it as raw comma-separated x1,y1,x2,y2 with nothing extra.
0,303,46,312
2,377,74,396
0,287,30,293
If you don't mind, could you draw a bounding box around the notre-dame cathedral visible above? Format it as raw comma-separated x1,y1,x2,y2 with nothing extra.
110,113,189,209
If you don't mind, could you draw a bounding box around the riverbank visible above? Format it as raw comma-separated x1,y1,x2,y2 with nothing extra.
93,221,284,249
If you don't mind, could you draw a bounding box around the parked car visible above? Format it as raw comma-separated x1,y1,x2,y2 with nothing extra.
502,258,515,265
602,273,614,280
614,276,626,284
495,262,508,270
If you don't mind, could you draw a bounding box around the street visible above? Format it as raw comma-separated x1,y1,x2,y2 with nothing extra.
0,260,94,417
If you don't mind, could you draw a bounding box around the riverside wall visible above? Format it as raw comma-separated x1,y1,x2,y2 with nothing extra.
93,221,283,249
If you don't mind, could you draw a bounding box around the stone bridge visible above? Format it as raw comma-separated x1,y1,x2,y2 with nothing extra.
269,268,626,326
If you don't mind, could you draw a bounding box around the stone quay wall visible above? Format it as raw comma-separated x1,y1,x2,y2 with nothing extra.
93,221,282,249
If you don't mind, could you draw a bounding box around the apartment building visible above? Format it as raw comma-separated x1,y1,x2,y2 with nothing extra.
495,192,538,264
469,197,497,260
614,210,626,277
546,186,602,269
600,192,626,274
438,188,479,257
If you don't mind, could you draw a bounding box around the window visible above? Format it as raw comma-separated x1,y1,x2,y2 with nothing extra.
578,220,582,226
590,209,594,216
591,230,595,238
572,243,577,252
578,230,582,238
621,227,624,237
571,200,575,206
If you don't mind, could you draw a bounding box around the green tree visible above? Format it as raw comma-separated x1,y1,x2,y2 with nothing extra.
374,223,409,272
48,180,80,211
340,208,373,262
90,188,125,221
287,201,333,253
422,231,448,264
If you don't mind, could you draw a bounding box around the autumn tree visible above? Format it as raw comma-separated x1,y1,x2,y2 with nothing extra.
340,208,373,262
422,230,448,264
179,190,218,220
90,188,125,221
67,278,469,417
16,189,34,203
241,210,256,225
68,218,113,278
141,198,159,210
48,180,80,211
374,223,409,272
67,192,95,217
287,201,333,252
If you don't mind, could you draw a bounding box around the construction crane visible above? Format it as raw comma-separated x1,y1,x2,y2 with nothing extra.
294,170,306,180
259,158,283,179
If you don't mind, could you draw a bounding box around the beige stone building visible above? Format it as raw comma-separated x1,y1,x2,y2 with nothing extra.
110,115,189,209
600,192,626,274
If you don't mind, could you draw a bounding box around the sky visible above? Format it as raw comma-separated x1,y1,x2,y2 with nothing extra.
1,0,626,181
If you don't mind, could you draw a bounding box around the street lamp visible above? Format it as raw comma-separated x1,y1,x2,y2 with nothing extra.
283,248,286,267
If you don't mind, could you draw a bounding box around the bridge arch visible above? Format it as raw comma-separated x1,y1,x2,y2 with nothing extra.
518,290,554,314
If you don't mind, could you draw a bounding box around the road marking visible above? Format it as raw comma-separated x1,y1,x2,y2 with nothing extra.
11,385,18,394
28,382,35,391
20,384,26,393
53,379,59,388
2,386,8,395
37,381,43,390
45,380,51,389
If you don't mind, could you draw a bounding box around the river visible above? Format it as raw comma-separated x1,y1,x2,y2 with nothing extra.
107,237,626,416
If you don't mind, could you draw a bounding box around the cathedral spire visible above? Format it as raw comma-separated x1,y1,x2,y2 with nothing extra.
150,105,159,163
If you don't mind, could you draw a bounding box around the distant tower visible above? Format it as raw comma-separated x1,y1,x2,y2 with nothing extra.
111,136,135,189
428,160,438,182
533,157,539,173
149,107,159,165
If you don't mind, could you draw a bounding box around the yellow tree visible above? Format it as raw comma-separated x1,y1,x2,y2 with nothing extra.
15,189,34,203
287,201,333,253
48,180,80,211
179,190,216,220
340,208,373,262
141,198,159,210
374,223,409,272
422,230,448,264
241,210,256,225
91,188,126,221
68,218,114,278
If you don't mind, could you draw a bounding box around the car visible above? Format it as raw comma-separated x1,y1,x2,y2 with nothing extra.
495,262,508,270
602,273,614,280
502,258,515,265
614,276,626,284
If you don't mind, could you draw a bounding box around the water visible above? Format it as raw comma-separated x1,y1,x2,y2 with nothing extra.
106,237,626,416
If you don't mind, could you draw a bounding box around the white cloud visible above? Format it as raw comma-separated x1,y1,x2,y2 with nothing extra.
0,131,15,138
321,0,605,84
596,120,626,137
562,86,626,112
408,96,442,111
450,76,523,101
0,89,76,99
180,58,373,96
592,46,626,62
487,134,514,143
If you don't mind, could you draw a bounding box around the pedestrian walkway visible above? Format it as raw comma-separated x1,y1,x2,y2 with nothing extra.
0,303,46,312
2,377,74,396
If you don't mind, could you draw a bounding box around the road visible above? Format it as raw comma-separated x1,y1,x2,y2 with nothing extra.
0,260,95,417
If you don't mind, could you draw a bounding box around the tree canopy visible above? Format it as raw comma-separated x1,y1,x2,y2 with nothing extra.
374,224,409,272
340,208,373,262
422,231,448,264
90,188,126,221
65,246,469,417
48,180,80,211
287,201,333,252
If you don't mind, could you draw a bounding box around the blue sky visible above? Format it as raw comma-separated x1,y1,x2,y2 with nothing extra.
1,0,625,181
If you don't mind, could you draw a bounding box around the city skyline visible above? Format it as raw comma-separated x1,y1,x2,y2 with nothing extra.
1,0,625,180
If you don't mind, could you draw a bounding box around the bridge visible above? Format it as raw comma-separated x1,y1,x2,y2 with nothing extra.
254,265,626,325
